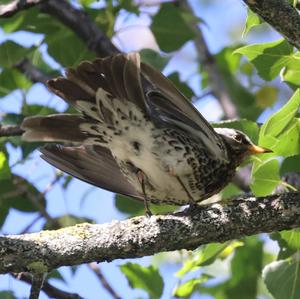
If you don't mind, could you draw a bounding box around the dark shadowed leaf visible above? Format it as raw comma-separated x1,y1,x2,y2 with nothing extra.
0,69,32,97
120,263,164,299
168,72,194,100
140,49,170,71
151,3,194,52
0,291,17,299
0,41,31,68
280,155,300,175
46,29,96,67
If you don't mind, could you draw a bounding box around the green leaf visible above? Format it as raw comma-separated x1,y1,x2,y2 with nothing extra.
255,86,278,108
250,159,280,196
120,263,164,299
206,46,260,120
271,232,297,260
140,49,170,71
243,9,263,36
0,291,17,299
0,151,11,180
22,104,58,117
176,242,230,277
168,72,194,100
46,29,96,67
0,7,61,35
281,53,300,89
173,274,212,298
213,119,260,144
280,229,300,250
115,194,144,216
263,258,300,299
151,3,195,52
280,155,300,175
259,89,300,156
0,41,30,68
0,69,32,97
0,175,46,227
234,39,293,81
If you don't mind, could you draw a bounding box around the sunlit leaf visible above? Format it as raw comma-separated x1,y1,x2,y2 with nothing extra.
263,257,300,299
173,274,212,297
243,8,263,36
0,151,11,180
235,39,293,81
250,159,280,196
280,229,300,250
259,89,300,156
176,242,230,277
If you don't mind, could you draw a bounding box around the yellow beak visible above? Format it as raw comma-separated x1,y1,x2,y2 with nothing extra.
248,144,273,154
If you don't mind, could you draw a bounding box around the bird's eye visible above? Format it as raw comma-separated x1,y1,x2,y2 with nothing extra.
235,135,243,143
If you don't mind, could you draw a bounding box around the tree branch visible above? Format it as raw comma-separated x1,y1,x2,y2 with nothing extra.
16,59,53,85
40,0,120,57
242,0,300,50
0,0,45,17
1,192,300,274
0,124,24,137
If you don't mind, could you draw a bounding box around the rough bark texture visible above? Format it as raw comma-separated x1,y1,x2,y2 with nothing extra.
1,192,300,274
243,0,300,50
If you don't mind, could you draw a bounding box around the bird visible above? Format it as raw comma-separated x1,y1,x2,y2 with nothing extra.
21,53,271,216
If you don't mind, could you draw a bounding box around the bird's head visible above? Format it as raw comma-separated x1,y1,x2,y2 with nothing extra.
214,128,272,158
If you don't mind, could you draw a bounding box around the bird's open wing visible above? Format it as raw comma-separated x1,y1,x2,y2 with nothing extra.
141,61,228,160
40,144,142,200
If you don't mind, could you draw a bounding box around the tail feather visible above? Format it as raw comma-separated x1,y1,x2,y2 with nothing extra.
21,114,88,142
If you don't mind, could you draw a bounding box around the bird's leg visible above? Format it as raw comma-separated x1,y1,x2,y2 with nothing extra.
175,175,198,210
137,169,152,217
168,165,198,210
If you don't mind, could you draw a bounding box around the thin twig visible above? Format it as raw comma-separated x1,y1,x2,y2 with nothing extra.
40,0,120,57
13,273,83,299
16,59,53,85
0,124,24,137
29,273,46,299
89,263,122,299
180,0,238,119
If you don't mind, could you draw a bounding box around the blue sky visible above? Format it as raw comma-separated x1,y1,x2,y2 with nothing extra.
0,0,282,298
